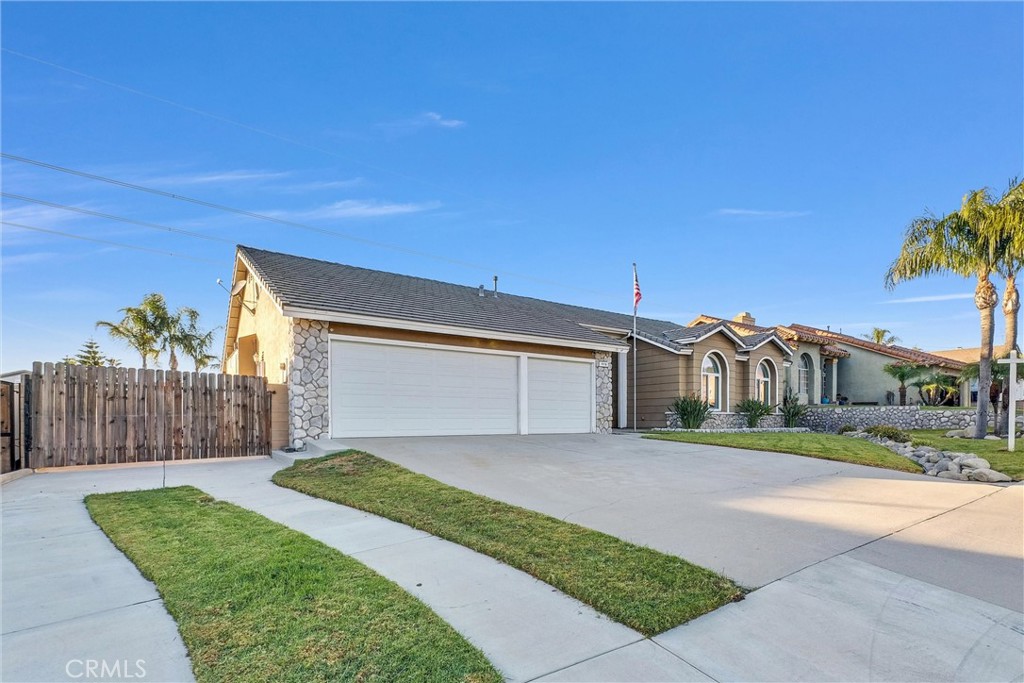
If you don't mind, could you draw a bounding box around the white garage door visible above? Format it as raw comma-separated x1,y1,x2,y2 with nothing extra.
527,358,593,434
331,340,518,437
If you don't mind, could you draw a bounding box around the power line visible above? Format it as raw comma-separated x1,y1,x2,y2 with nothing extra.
1,221,220,263
2,193,234,244
1,47,494,206
1,153,619,298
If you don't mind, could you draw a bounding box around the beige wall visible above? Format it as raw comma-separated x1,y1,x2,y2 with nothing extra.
626,331,791,428
625,340,684,428
228,270,293,384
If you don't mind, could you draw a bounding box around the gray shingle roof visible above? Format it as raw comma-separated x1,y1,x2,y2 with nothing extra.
240,246,662,349
237,246,791,355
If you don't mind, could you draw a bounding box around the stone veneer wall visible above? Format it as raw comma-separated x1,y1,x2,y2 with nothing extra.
665,411,785,429
796,406,993,433
594,351,613,433
289,319,330,447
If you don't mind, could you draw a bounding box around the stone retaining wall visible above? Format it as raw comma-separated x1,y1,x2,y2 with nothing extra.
796,406,992,433
665,411,785,429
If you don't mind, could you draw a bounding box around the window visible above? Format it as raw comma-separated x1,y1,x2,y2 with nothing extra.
701,354,723,410
798,355,812,396
756,360,771,404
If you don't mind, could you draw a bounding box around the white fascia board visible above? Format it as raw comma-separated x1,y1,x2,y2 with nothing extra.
634,334,690,355
673,323,748,349
579,323,632,336
288,306,629,353
745,336,795,356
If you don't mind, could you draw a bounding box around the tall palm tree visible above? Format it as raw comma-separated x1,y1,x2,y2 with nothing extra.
863,328,900,346
885,187,1010,438
997,179,1023,356
883,362,926,406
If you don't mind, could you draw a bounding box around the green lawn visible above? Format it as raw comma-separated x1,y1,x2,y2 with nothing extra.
86,486,501,683
909,429,1024,480
644,431,923,474
273,451,743,636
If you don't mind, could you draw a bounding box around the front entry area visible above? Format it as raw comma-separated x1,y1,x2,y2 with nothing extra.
329,338,594,437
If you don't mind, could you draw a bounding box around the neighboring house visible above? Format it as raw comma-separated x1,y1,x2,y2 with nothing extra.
789,325,968,406
221,246,794,446
690,313,850,405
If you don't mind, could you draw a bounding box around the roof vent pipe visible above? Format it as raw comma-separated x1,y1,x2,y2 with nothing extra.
493,275,498,298
478,285,486,297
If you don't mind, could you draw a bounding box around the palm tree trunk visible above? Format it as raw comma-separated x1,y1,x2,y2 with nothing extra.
899,384,907,406
1003,272,1019,355
974,274,998,439
169,347,178,372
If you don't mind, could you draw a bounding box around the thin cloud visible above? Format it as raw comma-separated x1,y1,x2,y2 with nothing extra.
143,169,291,186
2,250,63,268
715,208,811,219
881,293,973,304
274,199,441,221
377,111,466,135
278,178,365,193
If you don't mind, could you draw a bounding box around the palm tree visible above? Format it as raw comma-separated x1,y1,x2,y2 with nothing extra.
181,321,219,372
885,186,1013,438
911,373,959,406
96,297,163,369
863,328,900,346
997,179,1023,356
98,293,216,371
883,362,926,406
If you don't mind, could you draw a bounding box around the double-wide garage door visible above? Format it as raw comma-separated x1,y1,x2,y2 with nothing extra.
330,339,593,437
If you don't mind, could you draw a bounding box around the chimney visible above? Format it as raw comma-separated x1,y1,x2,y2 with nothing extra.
733,311,756,326
478,285,486,297
493,275,499,298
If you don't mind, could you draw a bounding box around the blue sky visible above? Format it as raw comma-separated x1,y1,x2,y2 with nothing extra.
2,2,1021,371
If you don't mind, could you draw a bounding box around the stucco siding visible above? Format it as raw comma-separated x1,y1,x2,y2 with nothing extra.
835,344,907,405
231,271,293,384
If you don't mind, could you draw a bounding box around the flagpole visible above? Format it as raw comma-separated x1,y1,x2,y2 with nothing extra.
633,262,638,433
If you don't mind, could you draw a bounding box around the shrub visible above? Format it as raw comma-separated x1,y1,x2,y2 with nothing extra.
780,388,808,428
864,425,910,442
670,394,712,429
735,398,775,428
837,424,857,434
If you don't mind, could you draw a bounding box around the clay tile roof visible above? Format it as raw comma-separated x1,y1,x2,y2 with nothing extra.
788,324,965,370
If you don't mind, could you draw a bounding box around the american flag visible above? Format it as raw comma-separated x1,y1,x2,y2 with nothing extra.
633,263,642,313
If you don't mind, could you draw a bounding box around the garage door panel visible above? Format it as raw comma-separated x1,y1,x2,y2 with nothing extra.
331,340,518,437
527,358,592,434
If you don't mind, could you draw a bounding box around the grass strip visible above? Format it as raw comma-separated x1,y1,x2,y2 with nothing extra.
272,451,743,636
909,429,1023,480
86,486,501,683
644,431,923,473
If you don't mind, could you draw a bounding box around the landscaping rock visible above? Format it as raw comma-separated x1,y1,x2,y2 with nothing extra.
936,471,968,480
969,468,1012,483
959,457,990,470
933,458,951,472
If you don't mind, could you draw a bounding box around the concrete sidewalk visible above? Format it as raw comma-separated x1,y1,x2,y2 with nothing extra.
2,460,705,682
4,447,1022,682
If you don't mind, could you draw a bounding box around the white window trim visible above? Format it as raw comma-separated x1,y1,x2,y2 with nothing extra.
700,350,729,412
757,356,780,411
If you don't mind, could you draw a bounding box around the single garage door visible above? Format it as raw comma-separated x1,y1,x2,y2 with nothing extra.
527,358,593,434
331,340,519,437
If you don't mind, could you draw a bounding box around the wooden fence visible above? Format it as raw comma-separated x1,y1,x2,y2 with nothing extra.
28,362,272,468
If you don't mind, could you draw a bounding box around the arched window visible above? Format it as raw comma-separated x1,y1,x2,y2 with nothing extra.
756,360,772,404
798,354,812,396
701,353,724,411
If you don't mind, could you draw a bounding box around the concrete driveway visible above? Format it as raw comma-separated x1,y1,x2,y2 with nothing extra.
335,432,1024,681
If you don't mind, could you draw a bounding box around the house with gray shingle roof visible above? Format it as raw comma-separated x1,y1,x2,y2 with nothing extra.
222,246,793,447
